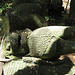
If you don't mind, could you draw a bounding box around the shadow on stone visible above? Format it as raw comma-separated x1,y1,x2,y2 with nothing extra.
12,57,74,75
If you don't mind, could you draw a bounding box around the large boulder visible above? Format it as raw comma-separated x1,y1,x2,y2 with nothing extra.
3,3,48,32
27,26,75,59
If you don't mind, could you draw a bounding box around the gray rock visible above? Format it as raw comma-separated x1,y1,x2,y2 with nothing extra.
2,28,32,57
27,26,75,59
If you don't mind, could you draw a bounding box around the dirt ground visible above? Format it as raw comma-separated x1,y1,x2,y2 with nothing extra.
60,53,75,65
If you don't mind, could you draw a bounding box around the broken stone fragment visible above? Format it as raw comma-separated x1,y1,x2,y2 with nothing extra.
2,28,32,57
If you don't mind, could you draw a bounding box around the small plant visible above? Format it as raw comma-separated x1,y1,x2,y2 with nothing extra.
0,0,14,16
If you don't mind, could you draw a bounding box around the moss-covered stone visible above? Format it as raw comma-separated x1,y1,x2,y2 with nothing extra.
6,3,48,31
27,26,75,59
